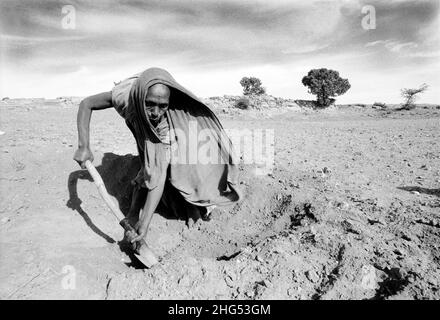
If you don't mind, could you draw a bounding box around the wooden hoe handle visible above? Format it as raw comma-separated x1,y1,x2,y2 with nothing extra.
84,160,125,222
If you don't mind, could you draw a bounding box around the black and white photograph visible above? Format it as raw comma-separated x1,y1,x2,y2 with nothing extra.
0,0,439,302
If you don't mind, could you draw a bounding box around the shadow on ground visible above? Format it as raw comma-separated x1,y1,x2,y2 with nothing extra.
66,153,142,243
66,152,194,244
66,153,159,268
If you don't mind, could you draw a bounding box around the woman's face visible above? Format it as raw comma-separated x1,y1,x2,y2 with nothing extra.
144,84,170,124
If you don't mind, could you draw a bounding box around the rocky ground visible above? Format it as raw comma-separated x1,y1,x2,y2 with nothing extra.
0,96,439,299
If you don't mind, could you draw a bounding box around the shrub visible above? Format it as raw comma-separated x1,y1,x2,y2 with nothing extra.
400,83,428,110
301,68,351,108
235,97,250,109
373,102,387,109
240,77,266,95
294,99,319,109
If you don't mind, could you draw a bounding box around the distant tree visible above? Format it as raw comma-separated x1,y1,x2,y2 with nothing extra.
240,77,266,95
301,68,351,107
400,83,429,110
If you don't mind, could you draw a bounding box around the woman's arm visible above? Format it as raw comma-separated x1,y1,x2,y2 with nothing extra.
130,165,168,243
73,92,113,168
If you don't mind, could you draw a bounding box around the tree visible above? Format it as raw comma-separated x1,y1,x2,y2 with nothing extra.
400,83,429,110
240,77,266,95
302,68,351,107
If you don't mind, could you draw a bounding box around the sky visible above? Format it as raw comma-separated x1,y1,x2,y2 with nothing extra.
0,0,439,103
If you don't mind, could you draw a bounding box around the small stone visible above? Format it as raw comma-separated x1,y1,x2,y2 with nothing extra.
224,276,235,288
305,270,320,283
262,279,272,288
367,218,386,226
272,246,285,255
401,233,412,241
337,201,350,210
427,276,438,286
177,274,191,287
411,191,420,195
361,265,378,290
223,266,236,280
241,246,252,255
393,248,406,256
287,288,296,296
1,217,10,224
244,290,253,298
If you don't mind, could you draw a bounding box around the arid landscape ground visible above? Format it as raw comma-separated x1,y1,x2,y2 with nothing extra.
0,97,439,299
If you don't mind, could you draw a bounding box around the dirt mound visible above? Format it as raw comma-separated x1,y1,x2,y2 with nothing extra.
204,94,302,111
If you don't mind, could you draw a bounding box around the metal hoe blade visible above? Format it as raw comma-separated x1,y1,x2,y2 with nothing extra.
135,244,159,268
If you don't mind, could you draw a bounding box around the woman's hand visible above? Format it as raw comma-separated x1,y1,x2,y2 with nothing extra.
73,147,94,168
131,220,148,243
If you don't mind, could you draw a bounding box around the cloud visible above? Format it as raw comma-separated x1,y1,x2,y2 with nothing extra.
365,39,419,52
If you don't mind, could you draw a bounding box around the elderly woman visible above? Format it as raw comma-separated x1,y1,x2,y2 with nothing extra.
74,67,241,244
